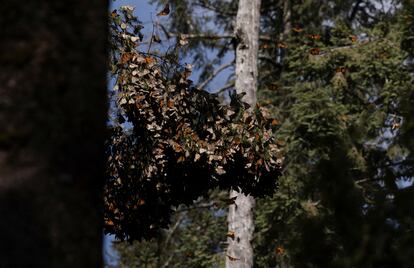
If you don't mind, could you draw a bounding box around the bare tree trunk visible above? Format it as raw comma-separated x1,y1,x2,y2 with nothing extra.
281,0,292,39
226,0,261,267
0,1,107,267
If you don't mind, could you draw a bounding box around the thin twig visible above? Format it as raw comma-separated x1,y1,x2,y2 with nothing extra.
164,214,184,247
147,15,155,53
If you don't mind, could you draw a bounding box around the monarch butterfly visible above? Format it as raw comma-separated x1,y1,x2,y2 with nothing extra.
309,48,320,55
105,219,115,226
271,119,280,126
292,26,303,33
227,254,240,261
277,42,288,48
120,52,133,64
308,34,321,40
275,246,285,255
350,35,358,43
137,199,145,206
260,43,270,49
167,100,175,108
226,231,235,240
336,67,346,73
392,122,400,130
157,3,170,16
145,57,155,64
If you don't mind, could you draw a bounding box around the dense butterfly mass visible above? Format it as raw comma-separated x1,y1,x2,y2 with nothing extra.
105,7,283,241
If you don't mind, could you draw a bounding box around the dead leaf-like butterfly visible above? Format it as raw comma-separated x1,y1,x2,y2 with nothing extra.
157,3,170,16
292,26,303,33
308,34,321,40
309,48,320,55
227,255,239,261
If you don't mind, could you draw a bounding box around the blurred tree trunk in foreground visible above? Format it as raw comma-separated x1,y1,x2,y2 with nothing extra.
0,1,107,267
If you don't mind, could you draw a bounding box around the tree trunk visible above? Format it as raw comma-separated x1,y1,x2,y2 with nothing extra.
226,0,261,267
0,1,107,267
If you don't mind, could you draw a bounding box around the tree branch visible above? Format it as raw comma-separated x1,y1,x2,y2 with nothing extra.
194,1,237,17
198,61,234,90
174,202,217,213
214,82,235,94
347,0,363,25
159,23,273,42
161,214,184,268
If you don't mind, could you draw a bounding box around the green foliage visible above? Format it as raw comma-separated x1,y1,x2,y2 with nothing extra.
108,190,227,268
255,3,414,267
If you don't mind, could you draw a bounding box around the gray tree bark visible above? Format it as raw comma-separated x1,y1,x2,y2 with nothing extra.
226,0,261,267
0,1,107,267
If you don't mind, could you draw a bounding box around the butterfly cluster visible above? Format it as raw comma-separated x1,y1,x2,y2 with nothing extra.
105,8,283,241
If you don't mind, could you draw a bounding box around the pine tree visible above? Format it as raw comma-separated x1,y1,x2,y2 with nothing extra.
255,1,414,267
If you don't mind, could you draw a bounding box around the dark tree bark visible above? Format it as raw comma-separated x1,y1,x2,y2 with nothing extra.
0,1,108,267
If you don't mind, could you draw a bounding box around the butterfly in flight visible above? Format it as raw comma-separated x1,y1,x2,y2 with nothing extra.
157,3,170,16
